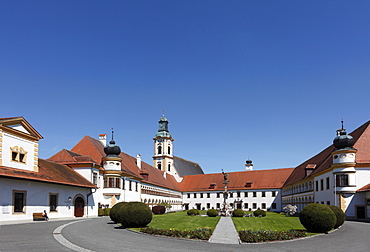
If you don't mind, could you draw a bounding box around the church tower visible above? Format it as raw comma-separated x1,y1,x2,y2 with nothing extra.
153,114,174,175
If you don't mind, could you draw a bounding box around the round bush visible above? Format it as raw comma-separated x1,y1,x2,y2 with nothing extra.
327,205,346,229
116,202,152,228
253,209,266,217
187,209,200,216
110,202,128,223
299,203,336,233
152,205,166,215
233,209,244,217
207,209,218,217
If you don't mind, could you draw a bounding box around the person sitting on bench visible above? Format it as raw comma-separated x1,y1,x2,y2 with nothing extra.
42,210,49,221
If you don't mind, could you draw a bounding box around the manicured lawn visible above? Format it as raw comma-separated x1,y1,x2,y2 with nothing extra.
146,211,220,231
232,211,306,231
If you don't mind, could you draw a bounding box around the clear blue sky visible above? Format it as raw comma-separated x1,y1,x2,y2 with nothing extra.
1,1,370,174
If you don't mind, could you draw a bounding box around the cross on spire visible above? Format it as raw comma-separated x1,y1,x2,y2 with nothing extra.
111,128,114,140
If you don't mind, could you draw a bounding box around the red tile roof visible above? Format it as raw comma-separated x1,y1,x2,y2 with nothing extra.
0,159,95,188
48,149,96,164
53,135,181,191
357,183,370,192
283,120,370,187
179,168,294,192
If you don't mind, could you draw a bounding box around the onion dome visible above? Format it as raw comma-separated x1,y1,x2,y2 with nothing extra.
246,159,253,165
333,129,355,150
155,114,172,138
104,139,121,157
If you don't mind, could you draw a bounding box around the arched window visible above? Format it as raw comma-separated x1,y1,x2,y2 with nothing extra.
168,146,171,155
168,164,171,172
158,146,162,154
157,163,162,170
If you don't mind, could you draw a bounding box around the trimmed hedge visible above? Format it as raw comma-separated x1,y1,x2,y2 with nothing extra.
299,203,336,233
239,229,307,243
152,205,166,215
327,205,346,229
104,208,111,216
140,227,213,240
110,202,128,223
253,209,266,217
233,209,244,217
98,208,104,216
117,202,152,228
187,209,200,216
207,209,218,217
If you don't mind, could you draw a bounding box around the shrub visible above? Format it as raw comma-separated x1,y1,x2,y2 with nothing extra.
104,208,111,216
98,208,104,216
140,227,213,240
157,202,172,211
233,209,244,217
207,209,218,217
239,229,307,243
187,209,200,216
253,209,266,217
299,203,336,233
110,202,128,223
116,202,152,228
327,205,346,229
152,205,166,215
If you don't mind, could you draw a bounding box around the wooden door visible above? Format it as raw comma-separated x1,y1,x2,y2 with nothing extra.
74,197,85,217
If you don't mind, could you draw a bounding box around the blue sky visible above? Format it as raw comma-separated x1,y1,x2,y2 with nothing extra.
1,1,370,174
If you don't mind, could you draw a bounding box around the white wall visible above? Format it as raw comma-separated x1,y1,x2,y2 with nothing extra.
0,178,94,222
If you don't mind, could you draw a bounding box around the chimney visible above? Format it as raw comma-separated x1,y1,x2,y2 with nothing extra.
163,172,167,179
136,154,141,169
99,134,107,146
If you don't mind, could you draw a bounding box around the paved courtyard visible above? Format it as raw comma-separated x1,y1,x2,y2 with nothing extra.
0,217,369,252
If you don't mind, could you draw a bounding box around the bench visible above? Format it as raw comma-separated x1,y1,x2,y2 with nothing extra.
33,213,46,221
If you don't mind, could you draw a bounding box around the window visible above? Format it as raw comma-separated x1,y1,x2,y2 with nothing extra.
168,146,171,155
244,192,248,197
327,201,330,205
135,182,138,192
206,203,210,209
252,203,257,209
315,181,319,191
92,172,98,186
326,177,330,189
237,191,241,198
320,179,324,191
122,179,125,190
217,193,220,198
253,192,257,197
336,174,349,186
272,191,277,197
158,146,162,154
13,191,26,213
187,193,190,198
321,201,324,204
157,163,162,170
194,193,197,198
271,203,276,209
200,193,203,198
10,146,27,164
261,203,266,209
229,192,233,198
168,164,171,172
104,177,120,188
261,191,266,197
129,181,132,191
207,193,210,198
49,194,58,212
216,203,220,209
244,203,248,209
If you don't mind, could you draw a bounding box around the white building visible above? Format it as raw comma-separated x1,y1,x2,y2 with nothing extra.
0,117,96,222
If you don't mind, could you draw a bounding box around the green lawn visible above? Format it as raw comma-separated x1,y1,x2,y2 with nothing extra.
146,211,220,231
232,211,306,231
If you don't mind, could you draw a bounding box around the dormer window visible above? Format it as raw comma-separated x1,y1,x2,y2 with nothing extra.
245,181,253,188
209,183,217,189
10,146,27,164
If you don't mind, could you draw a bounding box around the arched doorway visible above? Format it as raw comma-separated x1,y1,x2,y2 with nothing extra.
74,197,85,217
